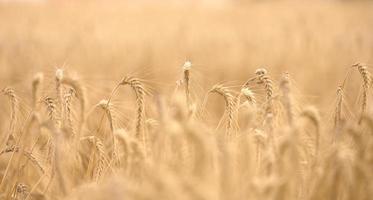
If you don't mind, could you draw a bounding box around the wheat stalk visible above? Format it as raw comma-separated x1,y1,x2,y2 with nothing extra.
114,129,129,168
124,134,144,176
253,129,268,173
43,137,55,194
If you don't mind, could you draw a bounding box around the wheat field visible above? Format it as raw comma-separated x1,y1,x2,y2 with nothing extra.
0,1,372,200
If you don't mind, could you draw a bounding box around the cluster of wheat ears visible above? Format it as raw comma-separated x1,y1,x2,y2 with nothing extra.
0,62,372,200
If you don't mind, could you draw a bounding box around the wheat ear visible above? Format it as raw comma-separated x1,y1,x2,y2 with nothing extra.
255,68,274,115
2,87,18,146
0,147,45,174
14,183,29,200
63,88,75,136
61,76,86,135
32,72,44,110
183,61,192,108
280,73,293,125
92,136,108,183
333,86,344,141
241,87,256,105
353,63,372,123
97,99,118,163
236,87,256,129
301,106,321,161
119,76,147,150
43,97,59,128
82,136,108,182
55,69,64,128
208,84,235,136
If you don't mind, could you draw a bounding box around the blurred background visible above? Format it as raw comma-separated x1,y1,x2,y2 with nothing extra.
0,0,372,109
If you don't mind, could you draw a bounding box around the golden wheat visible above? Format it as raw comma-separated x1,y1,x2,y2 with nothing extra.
0,2,373,199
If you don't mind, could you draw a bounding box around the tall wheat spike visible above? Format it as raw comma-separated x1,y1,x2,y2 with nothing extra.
353,63,372,123
183,61,192,109
61,76,86,134
44,97,59,127
32,72,44,110
255,68,274,115
280,73,293,125
55,69,64,129
301,106,321,161
333,86,344,140
82,136,108,183
1,87,18,146
64,88,76,137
